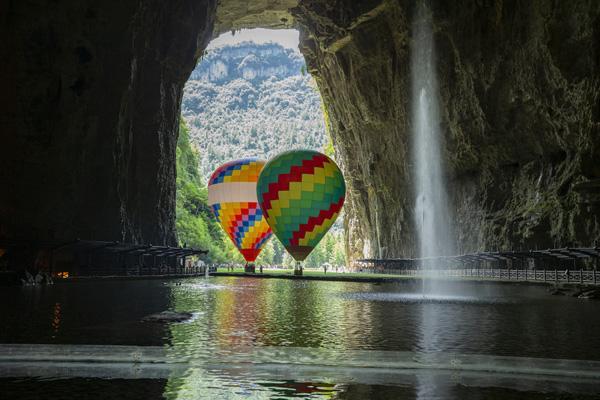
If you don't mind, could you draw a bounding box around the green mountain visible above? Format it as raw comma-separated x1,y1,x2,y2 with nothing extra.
181,42,328,180
177,42,345,267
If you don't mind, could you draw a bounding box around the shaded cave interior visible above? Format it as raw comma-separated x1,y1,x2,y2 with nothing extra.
0,0,598,267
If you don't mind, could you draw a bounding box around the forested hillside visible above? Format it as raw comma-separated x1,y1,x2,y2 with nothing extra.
182,42,328,179
175,120,228,261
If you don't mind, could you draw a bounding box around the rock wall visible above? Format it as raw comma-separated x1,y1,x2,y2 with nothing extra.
2,0,598,265
0,0,216,245
214,0,297,33
189,42,304,82
294,0,600,260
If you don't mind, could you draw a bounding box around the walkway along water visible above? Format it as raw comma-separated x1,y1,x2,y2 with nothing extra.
0,239,208,281
354,247,600,285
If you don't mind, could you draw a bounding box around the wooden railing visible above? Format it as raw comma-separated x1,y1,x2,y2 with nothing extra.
354,247,600,284
0,239,208,278
371,268,600,285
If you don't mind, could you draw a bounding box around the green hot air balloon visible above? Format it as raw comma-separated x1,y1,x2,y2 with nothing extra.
257,150,346,274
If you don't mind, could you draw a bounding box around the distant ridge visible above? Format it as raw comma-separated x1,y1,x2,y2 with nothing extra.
190,42,304,82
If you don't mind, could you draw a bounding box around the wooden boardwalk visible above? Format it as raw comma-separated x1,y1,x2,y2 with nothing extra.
393,268,600,285
355,247,600,285
0,239,207,278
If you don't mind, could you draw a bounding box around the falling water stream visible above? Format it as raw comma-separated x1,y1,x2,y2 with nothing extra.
411,0,453,295
409,7,458,398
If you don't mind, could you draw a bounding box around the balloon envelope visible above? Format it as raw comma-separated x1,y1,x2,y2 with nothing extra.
208,158,272,262
256,150,345,261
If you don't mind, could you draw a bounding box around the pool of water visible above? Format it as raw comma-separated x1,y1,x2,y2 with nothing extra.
1,277,599,399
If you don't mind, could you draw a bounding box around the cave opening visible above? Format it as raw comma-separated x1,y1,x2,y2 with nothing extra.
2,2,600,398
1,0,598,277
176,28,346,269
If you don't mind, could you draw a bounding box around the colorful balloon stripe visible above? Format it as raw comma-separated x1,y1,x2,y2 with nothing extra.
209,158,263,185
260,154,329,215
212,201,272,261
259,159,343,244
208,158,272,263
291,196,345,246
257,150,345,261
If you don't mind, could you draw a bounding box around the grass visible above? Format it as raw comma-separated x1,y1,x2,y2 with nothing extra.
212,268,563,286
214,267,413,280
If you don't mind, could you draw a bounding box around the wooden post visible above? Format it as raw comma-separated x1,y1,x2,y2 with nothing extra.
87,250,92,275
555,268,558,283
580,268,584,284
48,250,54,276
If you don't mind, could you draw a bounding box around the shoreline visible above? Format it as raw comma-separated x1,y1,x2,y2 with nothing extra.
2,270,596,288
210,271,592,287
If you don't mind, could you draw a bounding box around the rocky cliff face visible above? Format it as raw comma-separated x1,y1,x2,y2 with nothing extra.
189,42,304,82
0,0,216,245
294,0,600,260
214,0,297,33
2,0,598,264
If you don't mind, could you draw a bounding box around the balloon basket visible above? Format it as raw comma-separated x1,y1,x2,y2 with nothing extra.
293,261,303,276
244,264,256,274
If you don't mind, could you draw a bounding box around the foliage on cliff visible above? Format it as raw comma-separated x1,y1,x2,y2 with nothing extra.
176,116,346,266
175,119,230,261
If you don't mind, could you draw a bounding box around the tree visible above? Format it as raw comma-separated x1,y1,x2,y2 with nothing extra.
256,240,275,265
176,118,231,262
272,240,286,265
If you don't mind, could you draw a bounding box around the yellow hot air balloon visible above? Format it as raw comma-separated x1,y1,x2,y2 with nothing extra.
208,158,272,270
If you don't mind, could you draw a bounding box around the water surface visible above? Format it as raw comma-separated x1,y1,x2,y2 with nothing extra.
1,277,599,399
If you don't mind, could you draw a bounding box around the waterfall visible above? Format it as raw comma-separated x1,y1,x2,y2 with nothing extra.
411,2,453,266
411,5,456,382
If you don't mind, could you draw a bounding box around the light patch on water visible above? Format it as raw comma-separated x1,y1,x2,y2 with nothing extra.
339,292,501,304
176,282,228,291
228,330,249,337
179,312,203,324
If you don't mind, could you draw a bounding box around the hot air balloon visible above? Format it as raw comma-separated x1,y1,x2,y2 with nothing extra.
256,150,345,274
208,158,273,271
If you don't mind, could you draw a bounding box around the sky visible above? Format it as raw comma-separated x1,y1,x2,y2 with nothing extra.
208,29,300,52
